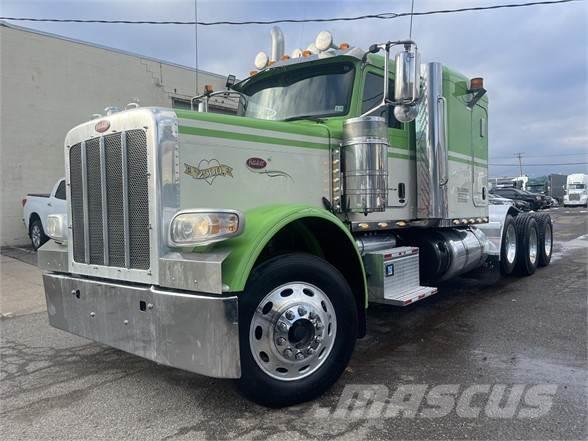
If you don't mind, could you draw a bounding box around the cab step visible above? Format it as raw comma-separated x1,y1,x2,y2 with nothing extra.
374,285,438,306
363,246,438,307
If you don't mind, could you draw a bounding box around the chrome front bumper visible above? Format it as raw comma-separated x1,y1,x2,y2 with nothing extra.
43,273,240,378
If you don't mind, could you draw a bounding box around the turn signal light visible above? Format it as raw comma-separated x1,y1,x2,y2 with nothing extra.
169,210,244,246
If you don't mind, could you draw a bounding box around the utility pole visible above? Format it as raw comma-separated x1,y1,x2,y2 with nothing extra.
514,152,524,177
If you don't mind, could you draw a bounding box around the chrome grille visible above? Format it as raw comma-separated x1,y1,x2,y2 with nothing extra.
69,130,150,270
569,193,580,201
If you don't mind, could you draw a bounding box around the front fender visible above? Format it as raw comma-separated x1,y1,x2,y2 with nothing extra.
215,205,365,297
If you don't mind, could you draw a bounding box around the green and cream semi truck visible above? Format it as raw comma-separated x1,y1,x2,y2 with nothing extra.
39,28,554,407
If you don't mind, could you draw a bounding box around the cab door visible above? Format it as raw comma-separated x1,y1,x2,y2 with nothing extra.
471,104,488,206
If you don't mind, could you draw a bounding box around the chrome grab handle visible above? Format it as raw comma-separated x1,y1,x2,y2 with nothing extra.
437,96,449,187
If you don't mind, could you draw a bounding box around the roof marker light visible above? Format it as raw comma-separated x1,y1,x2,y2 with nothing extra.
254,51,269,70
315,31,334,51
339,42,350,49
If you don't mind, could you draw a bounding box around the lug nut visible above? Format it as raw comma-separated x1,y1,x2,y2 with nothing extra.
285,310,295,320
278,322,288,332
307,348,315,355
283,348,293,358
315,321,324,330
309,311,317,320
314,336,322,344
298,306,307,316
295,352,305,360
277,337,286,346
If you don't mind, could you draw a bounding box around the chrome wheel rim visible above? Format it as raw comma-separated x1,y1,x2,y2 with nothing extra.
529,227,538,265
544,224,552,257
32,225,41,248
505,224,517,264
249,282,337,381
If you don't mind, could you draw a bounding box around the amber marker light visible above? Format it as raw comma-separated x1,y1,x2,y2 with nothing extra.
339,43,350,49
470,77,484,90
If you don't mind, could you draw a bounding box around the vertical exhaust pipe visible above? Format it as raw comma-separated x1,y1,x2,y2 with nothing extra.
270,26,285,62
415,62,449,220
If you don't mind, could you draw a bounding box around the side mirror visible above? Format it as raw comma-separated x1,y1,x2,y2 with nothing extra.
395,47,420,103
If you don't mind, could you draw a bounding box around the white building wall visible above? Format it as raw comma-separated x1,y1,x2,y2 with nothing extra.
0,23,234,246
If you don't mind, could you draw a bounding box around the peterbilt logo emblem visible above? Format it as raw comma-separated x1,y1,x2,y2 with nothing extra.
95,120,110,133
246,157,267,170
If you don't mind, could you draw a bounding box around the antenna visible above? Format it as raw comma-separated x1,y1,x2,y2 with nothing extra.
409,0,416,39
194,0,199,95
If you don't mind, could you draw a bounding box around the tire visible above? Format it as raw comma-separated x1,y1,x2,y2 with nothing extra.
514,215,539,276
536,214,553,267
500,214,518,275
30,218,48,250
237,253,357,408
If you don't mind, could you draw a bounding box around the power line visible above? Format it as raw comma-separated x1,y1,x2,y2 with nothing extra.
490,162,588,166
491,152,587,159
0,0,581,26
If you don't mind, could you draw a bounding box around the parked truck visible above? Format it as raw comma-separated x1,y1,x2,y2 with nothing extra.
526,174,567,204
22,178,66,249
564,173,588,207
38,28,554,407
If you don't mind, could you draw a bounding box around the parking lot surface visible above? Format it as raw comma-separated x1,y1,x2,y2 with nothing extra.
1,208,586,440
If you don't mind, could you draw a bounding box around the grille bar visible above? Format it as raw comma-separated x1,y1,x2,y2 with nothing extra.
121,132,131,268
81,140,90,264
99,137,109,266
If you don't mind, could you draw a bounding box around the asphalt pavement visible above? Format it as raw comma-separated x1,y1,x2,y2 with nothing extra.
1,208,586,440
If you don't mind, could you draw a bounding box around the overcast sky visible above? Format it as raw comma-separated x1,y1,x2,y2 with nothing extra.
2,0,587,177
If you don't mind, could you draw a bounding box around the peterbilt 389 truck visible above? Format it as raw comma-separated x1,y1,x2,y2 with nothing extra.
39,28,554,407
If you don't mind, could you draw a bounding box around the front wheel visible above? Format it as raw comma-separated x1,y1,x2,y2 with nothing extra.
237,253,357,407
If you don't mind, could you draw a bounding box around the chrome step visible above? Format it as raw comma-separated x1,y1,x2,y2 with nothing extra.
373,285,438,307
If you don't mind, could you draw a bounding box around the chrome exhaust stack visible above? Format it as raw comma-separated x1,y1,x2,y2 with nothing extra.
415,62,449,221
270,26,285,62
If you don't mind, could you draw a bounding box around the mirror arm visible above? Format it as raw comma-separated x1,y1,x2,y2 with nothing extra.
360,40,420,118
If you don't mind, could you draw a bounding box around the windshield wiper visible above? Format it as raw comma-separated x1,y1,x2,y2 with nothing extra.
283,115,325,123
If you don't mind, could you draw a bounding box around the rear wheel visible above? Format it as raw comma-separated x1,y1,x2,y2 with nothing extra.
514,215,539,276
536,214,553,267
30,219,48,250
500,214,518,275
237,253,357,408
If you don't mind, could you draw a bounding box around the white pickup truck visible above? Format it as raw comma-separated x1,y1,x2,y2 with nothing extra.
22,178,66,249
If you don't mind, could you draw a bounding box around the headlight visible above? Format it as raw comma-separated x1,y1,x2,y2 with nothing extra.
169,210,244,246
46,213,67,242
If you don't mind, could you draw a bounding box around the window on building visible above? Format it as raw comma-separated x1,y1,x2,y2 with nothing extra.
171,98,193,110
361,72,402,129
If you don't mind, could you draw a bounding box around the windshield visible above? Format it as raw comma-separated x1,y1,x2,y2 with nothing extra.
569,184,585,189
238,63,355,121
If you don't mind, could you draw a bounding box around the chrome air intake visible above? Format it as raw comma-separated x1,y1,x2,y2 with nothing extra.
342,116,389,213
